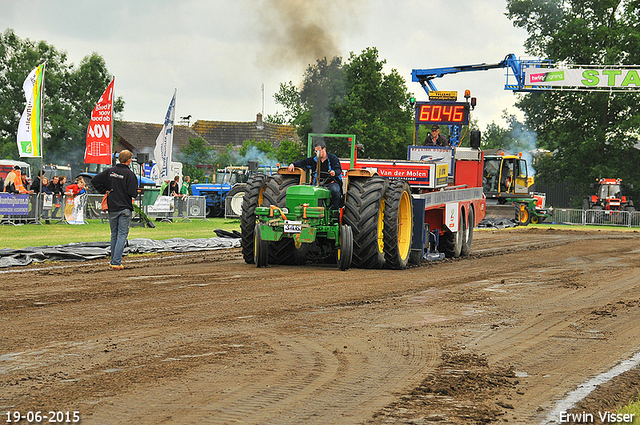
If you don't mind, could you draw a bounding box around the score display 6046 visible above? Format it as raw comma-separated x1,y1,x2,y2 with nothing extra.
415,101,470,126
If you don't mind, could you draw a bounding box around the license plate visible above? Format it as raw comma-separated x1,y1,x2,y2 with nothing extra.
284,220,302,233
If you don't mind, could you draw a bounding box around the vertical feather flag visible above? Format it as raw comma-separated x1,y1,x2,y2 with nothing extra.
85,78,115,164
151,90,176,181
17,64,45,157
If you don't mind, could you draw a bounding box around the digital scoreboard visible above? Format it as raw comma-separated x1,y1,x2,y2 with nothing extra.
414,101,470,126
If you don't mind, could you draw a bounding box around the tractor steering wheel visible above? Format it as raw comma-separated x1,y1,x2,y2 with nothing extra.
316,170,334,186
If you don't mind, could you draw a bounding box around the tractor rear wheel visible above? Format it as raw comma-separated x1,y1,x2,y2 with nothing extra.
240,173,269,264
440,208,464,258
461,207,474,256
261,174,309,265
383,179,413,270
343,176,388,269
254,223,268,267
225,183,247,218
337,225,353,271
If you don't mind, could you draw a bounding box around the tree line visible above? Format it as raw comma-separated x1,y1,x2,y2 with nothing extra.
5,1,640,209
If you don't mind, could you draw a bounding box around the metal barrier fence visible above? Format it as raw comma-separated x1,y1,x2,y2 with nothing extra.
0,193,207,225
142,195,207,222
553,208,640,228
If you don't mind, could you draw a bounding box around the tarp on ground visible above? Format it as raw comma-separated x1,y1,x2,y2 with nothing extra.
0,237,240,269
477,217,519,229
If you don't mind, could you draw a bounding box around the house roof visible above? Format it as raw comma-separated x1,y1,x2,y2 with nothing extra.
191,119,298,149
114,121,201,155
113,117,300,159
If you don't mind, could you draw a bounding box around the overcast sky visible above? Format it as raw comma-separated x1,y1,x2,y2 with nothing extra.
3,0,529,130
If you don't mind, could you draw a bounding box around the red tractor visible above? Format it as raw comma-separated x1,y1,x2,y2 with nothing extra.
583,178,635,222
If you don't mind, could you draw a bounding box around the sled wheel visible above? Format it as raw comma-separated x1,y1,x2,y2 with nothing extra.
440,207,464,258
461,207,474,256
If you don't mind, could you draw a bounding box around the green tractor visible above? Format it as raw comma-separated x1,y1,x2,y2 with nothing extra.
253,179,353,270
239,133,414,270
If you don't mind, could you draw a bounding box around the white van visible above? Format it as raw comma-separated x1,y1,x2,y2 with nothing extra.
0,160,32,182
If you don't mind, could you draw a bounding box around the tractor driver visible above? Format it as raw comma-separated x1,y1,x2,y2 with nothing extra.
288,140,343,210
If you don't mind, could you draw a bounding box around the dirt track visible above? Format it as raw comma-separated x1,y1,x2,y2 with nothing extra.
2,227,640,424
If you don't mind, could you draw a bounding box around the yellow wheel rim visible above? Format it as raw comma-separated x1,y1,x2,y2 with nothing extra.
377,198,385,254
520,207,529,223
397,190,412,259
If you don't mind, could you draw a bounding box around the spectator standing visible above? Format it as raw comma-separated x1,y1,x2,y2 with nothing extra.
178,175,190,217
4,166,33,194
91,150,139,270
40,177,53,223
65,176,86,197
169,175,180,196
48,176,63,219
180,175,190,196
31,170,44,194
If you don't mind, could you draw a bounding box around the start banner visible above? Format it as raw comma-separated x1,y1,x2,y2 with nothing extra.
525,67,640,89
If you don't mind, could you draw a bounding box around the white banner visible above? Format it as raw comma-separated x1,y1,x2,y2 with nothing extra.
151,90,176,181
147,195,174,213
17,64,45,157
525,67,640,88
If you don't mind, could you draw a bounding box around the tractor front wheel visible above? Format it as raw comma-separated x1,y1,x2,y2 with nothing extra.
337,225,353,271
261,174,309,265
254,223,268,267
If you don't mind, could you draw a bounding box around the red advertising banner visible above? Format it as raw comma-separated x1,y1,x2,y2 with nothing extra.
84,78,114,164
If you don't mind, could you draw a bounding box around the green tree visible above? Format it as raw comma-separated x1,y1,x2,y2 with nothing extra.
506,1,640,198
331,48,414,159
176,136,216,182
481,111,538,153
276,139,305,165
0,29,124,170
238,139,277,165
272,48,414,160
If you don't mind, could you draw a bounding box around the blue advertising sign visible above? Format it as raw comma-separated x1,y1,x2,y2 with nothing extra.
0,193,29,215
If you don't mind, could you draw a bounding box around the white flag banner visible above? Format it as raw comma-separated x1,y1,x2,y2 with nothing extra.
17,64,45,157
151,90,176,182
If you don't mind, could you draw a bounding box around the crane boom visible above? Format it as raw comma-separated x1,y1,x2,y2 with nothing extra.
412,53,531,93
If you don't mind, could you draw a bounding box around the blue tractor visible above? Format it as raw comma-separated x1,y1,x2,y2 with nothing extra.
190,162,275,218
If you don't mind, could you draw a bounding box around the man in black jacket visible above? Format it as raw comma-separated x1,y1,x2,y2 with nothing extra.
92,150,139,270
288,140,343,210
424,125,449,146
